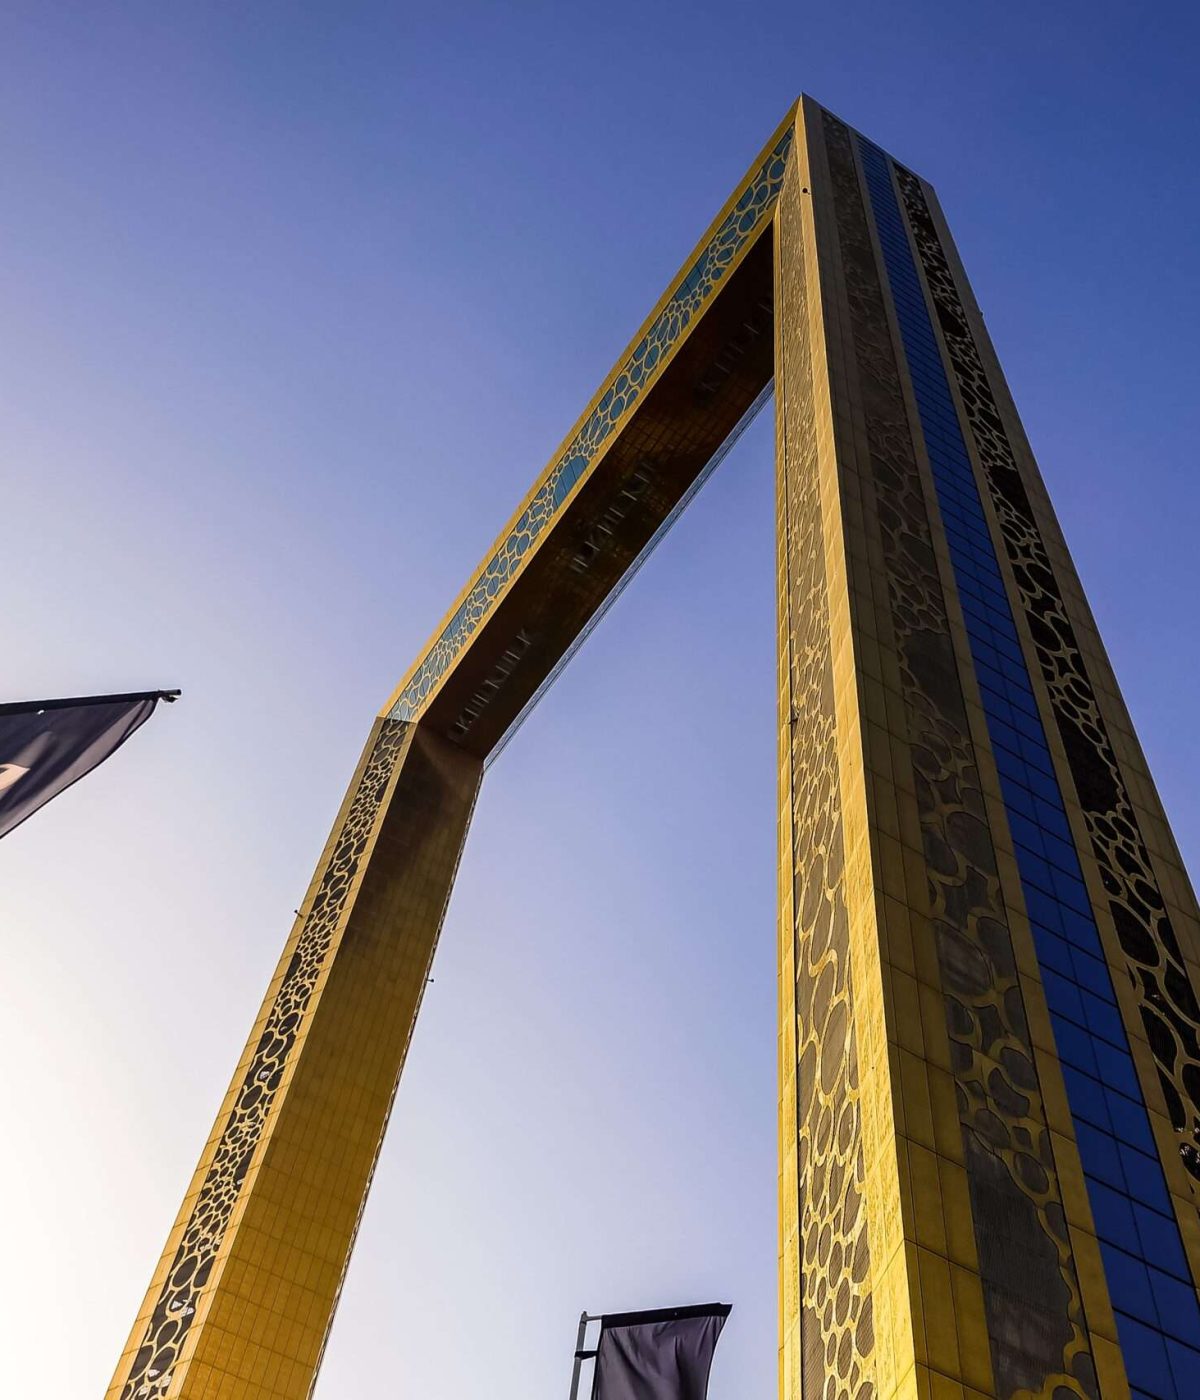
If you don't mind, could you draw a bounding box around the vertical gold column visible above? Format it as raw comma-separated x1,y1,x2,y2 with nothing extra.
780,96,1109,1400
798,105,920,1400
776,103,914,1400
108,720,481,1400
819,104,1101,1394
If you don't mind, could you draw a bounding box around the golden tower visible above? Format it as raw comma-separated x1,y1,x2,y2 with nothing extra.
109,98,1200,1400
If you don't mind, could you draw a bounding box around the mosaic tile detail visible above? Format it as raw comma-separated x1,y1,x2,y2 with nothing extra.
894,166,1200,1196
117,719,410,1400
844,122,1096,1396
389,130,794,722
777,153,877,1400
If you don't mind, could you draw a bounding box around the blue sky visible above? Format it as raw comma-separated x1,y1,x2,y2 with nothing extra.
2,4,1197,1396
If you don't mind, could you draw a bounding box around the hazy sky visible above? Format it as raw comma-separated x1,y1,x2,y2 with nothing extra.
3,4,1198,1397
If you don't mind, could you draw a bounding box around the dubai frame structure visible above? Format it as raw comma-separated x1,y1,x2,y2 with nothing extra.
110,98,1200,1400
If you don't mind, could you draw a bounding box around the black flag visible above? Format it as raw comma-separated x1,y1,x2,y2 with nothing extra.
0,690,176,840
591,1303,730,1400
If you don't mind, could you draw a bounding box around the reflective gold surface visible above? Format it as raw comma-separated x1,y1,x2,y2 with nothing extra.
110,97,1200,1400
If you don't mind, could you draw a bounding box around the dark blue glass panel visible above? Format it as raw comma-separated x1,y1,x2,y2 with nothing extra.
1061,1066,1112,1131
1119,1145,1173,1215
1117,1312,1176,1397
1095,1043,1144,1101
1136,1204,1191,1281
1152,1269,1200,1338
1072,950,1116,1001
1107,1091,1159,1155
1088,1180,1140,1253
1054,1020,1101,1077
1101,1243,1155,1325
1076,1123,1125,1190
1167,1338,1200,1395
1042,969,1085,1023
1082,994,1128,1048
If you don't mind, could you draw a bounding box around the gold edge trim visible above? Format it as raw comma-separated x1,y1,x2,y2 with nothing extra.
802,97,916,1396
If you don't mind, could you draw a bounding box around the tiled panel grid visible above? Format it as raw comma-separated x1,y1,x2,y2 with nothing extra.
857,136,1200,1399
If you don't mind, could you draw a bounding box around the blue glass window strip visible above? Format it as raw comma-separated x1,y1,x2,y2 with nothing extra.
857,134,1200,1393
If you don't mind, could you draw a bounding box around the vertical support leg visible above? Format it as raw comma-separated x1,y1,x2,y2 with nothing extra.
778,95,1116,1400
107,720,482,1400
775,106,893,1400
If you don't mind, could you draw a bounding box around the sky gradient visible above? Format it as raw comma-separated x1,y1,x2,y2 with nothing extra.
2,4,1198,1397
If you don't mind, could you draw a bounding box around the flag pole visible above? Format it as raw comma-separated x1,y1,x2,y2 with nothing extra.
569,1312,599,1400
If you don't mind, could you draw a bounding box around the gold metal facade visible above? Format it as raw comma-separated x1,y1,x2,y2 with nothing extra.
110,99,1200,1399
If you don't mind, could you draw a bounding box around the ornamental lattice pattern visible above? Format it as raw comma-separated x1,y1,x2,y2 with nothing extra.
118,718,410,1400
777,154,877,1400
824,114,1097,1397
390,132,794,722
895,167,1200,1195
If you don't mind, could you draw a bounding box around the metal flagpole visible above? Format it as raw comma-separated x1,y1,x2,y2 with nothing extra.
569,1312,599,1400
